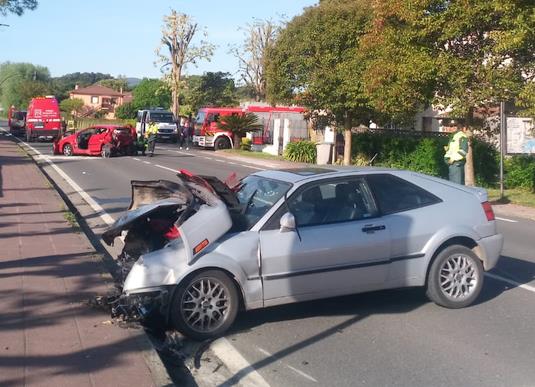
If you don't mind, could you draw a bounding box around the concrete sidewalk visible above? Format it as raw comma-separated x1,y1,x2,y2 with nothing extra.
0,135,161,386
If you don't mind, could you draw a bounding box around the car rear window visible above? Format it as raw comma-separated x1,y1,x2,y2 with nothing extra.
367,174,441,214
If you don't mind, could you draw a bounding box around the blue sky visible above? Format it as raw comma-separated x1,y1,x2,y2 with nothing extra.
1,0,317,79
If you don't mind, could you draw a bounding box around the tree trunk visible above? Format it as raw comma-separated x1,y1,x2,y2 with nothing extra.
233,133,241,149
465,130,475,186
343,115,352,166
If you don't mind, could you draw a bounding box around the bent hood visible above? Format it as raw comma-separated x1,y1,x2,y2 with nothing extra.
102,175,234,263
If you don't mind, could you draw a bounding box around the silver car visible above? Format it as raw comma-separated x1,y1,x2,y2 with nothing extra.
104,167,503,340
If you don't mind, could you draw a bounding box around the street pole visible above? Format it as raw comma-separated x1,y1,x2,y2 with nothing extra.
500,101,505,200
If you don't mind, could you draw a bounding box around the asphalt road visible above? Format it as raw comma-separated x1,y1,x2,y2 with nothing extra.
10,134,535,386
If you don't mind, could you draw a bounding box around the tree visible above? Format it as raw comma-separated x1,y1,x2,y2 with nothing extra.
266,0,373,165
131,78,171,110
216,113,263,149
361,0,535,185
98,78,129,92
156,10,215,118
115,102,137,120
59,98,84,119
50,72,113,101
231,18,280,101
184,72,238,113
0,0,37,16
0,62,50,109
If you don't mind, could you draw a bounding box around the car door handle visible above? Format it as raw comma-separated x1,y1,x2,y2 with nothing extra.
362,225,386,233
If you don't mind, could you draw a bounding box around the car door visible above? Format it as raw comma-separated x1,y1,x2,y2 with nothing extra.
88,127,107,154
259,177,391,303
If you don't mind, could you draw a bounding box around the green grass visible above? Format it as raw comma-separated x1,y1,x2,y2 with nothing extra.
220,149,285,161
63,210,81,232
487,187,535,208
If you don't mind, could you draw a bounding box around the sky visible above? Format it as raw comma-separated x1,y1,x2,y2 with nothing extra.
0,0,317,80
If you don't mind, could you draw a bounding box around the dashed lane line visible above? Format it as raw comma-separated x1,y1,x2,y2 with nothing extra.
143,161,151,164
495,217,518,223
155,164,178,173
485,272,535,293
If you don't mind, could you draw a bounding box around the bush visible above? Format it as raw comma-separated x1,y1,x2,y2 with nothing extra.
240,138,252,151
472,138,499,187
115,102,137,119
351,133,449,178
505,155,535,191
284,140,317,163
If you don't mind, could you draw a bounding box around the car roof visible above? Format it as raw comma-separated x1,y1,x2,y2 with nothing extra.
88,125,128,129
253,166,398,184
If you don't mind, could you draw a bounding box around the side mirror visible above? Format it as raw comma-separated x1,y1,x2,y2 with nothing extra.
279,212,296,232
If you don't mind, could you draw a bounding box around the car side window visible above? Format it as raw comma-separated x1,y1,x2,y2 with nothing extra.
263,178,379,230
367,174,441,214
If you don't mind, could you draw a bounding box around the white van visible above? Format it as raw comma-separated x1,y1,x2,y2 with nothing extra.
136,109,178,143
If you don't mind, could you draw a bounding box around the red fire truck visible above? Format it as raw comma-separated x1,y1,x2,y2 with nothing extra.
192,105,307,151
25,96,62,142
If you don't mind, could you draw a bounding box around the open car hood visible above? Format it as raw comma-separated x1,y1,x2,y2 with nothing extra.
102,173,235,264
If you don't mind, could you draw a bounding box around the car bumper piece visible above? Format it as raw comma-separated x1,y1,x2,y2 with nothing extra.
478,233,503,270
110,288,169,323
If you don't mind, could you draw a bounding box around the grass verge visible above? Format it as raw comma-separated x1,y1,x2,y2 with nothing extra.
487,187,535,208
219,149,285,161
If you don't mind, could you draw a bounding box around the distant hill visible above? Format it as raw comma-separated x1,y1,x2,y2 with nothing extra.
126,78,141,88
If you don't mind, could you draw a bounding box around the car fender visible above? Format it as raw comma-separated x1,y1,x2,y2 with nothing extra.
415,225,483,285
213,132,233,148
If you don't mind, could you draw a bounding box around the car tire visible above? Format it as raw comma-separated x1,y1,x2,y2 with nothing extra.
426,245,484,309
101,145,112,158
214,136,231,150
63,143,73,156
170,270,239,340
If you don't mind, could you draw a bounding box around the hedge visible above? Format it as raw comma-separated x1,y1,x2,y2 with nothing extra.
284,140,317,163
351,132,534,190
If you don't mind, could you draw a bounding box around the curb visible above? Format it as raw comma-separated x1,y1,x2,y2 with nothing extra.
1,130,174,387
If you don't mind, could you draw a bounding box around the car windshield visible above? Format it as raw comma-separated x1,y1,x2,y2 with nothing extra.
233,175,291,230
151,113,174,123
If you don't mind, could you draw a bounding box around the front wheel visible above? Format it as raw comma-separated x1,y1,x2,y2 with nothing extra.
63,143,73,156
426,245,484,309
170,270,239,340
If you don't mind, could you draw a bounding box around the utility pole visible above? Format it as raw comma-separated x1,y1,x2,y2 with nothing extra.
499,101,505,200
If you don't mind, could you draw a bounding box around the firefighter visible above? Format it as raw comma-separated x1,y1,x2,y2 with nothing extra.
145,120,159,157
444,122,469,185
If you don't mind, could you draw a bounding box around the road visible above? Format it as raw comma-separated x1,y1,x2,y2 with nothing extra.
8,132,535,386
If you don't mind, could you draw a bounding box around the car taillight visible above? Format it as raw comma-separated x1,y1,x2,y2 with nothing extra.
481,201,495,221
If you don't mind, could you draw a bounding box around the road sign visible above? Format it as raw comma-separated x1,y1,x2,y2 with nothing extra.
506,117,535,154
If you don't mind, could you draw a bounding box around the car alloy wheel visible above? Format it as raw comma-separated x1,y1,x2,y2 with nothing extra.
63,143,73,156
426,245,483,309
171,270,238,340
439,254,479,301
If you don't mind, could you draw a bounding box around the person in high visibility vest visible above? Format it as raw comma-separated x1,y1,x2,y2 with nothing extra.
145,120,159,157
444,122,469,185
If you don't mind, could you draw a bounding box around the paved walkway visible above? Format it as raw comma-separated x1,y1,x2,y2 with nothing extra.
0,135,158,386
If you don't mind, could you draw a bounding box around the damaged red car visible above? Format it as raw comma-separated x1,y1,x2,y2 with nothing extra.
53,125,136,157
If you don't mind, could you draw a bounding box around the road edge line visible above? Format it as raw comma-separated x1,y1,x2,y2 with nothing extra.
485,272,535,293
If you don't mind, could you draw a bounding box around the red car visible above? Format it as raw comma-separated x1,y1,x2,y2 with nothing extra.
53,125,136,157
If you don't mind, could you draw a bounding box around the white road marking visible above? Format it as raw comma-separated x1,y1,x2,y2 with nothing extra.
143,161,151,164
211,339,271,387
155,164,177,173
133,157,141,161
495,217,518,223
257,347,318,383
5,134,115,225
485,272,535,293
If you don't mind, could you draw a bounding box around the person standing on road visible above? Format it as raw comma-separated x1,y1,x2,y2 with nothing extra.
145,120,158,157
179,117,192,150
444,122,469,185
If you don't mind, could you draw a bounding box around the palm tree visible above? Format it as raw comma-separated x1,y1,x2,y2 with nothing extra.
216,113,263,149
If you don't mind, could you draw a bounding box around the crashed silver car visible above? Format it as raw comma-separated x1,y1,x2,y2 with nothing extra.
103,167,503,340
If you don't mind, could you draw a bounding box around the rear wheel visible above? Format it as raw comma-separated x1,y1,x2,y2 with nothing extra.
63,143,73,156
101,145,112,158
426,245,483,309
170,270,239,340
214,136,231,150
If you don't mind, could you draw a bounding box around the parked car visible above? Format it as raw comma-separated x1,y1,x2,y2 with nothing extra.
53,125,136,157
104,167,503,340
